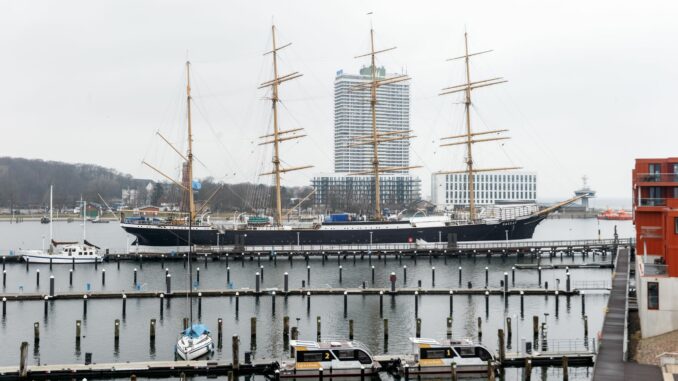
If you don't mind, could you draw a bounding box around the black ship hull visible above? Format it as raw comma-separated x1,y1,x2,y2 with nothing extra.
121,214,546,247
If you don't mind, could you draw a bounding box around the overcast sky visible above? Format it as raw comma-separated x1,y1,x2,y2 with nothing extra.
2,0,677,202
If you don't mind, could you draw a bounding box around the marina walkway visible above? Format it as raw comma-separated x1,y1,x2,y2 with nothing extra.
592,248,662,381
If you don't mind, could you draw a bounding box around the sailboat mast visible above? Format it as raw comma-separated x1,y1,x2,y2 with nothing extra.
49,185,53,242
462,32,476,221
369,28,382,221
186,61,196,223
83,198,86,241
271,25,283,226
188,215,193,327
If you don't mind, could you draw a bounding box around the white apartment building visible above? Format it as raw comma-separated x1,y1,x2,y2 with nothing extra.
431,171,537,208
334,66,410,174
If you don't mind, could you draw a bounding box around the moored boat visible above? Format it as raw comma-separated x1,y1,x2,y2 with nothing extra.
280,339,381,378
176,324,214,360
401,337,496,377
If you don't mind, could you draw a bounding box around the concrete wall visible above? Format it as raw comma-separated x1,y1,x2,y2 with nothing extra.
636,261,678,338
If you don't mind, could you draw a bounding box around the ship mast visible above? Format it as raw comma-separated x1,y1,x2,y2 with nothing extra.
438,32,519,221
259,25,312,226
350,26,418,220
186,61,196,222
142,62,198,223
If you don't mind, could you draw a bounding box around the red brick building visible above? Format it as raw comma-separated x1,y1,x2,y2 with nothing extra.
632,157,678,337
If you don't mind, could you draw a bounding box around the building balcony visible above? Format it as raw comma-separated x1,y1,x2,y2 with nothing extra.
637,198,667,207
635,173,678,184
640,262,668,276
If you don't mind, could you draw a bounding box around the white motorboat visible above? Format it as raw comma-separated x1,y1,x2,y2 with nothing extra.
280,339,381,378
176,324,215,360
21,243,101,264
401,337,496,377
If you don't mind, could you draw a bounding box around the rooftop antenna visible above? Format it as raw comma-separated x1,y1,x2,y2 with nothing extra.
437,32,519,221
258,24,313,226
349,19,420,220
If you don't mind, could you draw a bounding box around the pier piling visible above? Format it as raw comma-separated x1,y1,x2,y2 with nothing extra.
198,292,202,318
43,296,48,316
581,294,586,316
477,317,482,341
562,356,569,380
431,266,435,287
36,269,40,288
19,342,28,378
379,291,384,315
102,269,106,285
159,294,164,317
307,265,311,285
485,267,488,287
114,319,120,342
458,266,462,286
2,297,6,316
2,270,5,288
339,266,343,283
284,272,288,293
34,322,39,342
83,295,87,318
507,317,513,348
403,265,407,284
149,319,156,342
447,317,452,338
69,269,73,286
232,335,239,373
532,316,539,343
316,316,321,341
122,294,127,318
415,318,421,338
349,320,354,340
133,268,137,286
76,320,81,341
183,318,188,330
343,291,348,316
306,291,311,311
498,329,505,361
414,291,419,317
283,316,289,344
250,317,256,348
584,315,589,338
166,274,171,294
217,318,223,348
196,267,200,284
524,358,532,380
255,272,260,294
49,275,55,297
384,318,389,342
371,266,375,283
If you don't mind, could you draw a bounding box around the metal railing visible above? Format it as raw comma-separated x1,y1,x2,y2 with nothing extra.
636,173,678,183
638,198,667,206
535,338,597,355
642,263,668,276
572,280,610,290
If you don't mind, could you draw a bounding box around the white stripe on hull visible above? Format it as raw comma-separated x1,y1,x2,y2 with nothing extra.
21,255,102,264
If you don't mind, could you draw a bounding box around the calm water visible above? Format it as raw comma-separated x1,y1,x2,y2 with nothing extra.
0,218,632,380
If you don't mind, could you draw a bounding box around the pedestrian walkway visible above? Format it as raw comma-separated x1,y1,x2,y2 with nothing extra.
592,248,662,381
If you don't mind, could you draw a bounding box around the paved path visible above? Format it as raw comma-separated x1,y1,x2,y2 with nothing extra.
592,248,662,381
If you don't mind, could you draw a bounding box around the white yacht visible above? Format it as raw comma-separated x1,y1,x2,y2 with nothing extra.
176,324,215,360
280,339,381,378
402,337,496,377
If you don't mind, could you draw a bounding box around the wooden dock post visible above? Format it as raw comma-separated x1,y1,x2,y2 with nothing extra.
477,317,482,341
383,318,389,341
349,320,354,340
1,297,5,317
49,275,55,297
512,266,516,285
581,294,586,316
159,294,164,317
122,294,127,318
506,317,512,348
196,267,200,284
232,335,240,373
69,269,73,286
538,266,542,286
26,257,30,271
255,272,260,294
250,317,257,348
150,319,156,343
198,292,202,318
2,269,5,288
449,290,454,316
283,316,290,344
503,272,508,294
227,266,231,284
101,269,106,286
116,254,120,269
532,316,539,343
307,291,311,311
183,317,189,330
485,266,489,288
343,291,348,317
283,272,288,293
562,356,569,380
451,363,457,381
403,265,407,284
390,272,396,292
43,296,48,316
498,329,505,361
36,269,40,288
34,322,39,343
371,266,375,283
584,315,589,338
133,268,137,286
524,358,532,381
217,318,224,349
414,291,419,317
520,291,524,316
458,266,462,286
114,319,120,342
83,295,87,318
307,265,311,285
555,290,560,316
339,266,343,283
271,291,276,313
19,342,28,378
485,291,490,316
415,318,421,338
431,266,435,287
379,291,383,316
566,270,571,292
235,291,239,313
488,359,496,381
447,317,452,338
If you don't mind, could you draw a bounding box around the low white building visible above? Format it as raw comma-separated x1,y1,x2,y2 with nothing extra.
431,170,537,209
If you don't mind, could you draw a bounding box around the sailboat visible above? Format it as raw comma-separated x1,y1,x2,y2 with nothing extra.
21,187,102,264
175,217,214,360
120,28,584,248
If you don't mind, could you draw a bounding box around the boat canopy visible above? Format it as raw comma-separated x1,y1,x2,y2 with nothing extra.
182,324,210,338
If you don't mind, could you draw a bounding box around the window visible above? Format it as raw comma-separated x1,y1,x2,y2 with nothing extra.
421,348,455,359
356,350,372,364
647,282,659,310
649,164,661,181
333,350,356,361
297,350,332,362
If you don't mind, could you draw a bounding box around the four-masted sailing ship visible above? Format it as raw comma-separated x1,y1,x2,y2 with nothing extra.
121,28,578,248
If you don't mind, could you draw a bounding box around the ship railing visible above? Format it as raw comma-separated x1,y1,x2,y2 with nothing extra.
635,173,678,183
196,238,631,254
